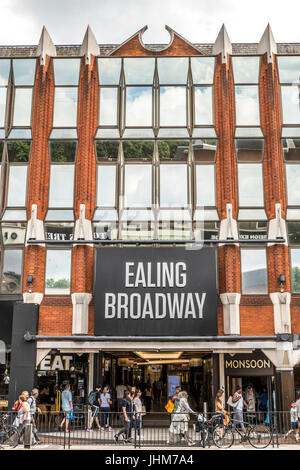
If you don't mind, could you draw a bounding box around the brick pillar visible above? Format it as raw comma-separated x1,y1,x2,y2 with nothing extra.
214,53,241,334
23,56,54,302
260,53,291,333
71,56,98,334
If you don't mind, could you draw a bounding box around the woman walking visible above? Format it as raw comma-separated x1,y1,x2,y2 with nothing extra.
132,389,143,440
15,393,37,446
100,386,112,431
168,391,196,446
215,389,225,424
114,391,134,443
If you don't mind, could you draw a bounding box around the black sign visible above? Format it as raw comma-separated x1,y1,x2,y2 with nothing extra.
224,350,275,376
94,247,217,336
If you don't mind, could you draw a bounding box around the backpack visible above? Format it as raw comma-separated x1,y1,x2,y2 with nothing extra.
88,390,97,407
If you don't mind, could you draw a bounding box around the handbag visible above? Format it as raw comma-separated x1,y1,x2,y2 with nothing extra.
227,396,238,408
165,400,174,413
141,405,146,416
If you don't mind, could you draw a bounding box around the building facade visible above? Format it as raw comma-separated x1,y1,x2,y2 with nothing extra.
1,24,300,412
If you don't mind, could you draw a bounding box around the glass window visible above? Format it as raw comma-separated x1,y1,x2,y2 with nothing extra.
193,139,217,162
45,210,74,221
286,165,300,205
283,138,300,161
0,59,10,86
95,140,119,161
7,166,27,206
241,248,268,294
49,165,74,207
191,57,215,84
1,222,26,246
194,220,220,240
120,209,154,240
53,88,78,127
124,164,152,207
13,88,32,126
196,165,215,206
7,141,31,162
291,248,300,293
158,140,189,160
160,164,187,207
50,128,78,139
238,220,268,240
238,163,264,206
2,210,27,221
235,86,260,126
98,58,121,85
99,88,118,126
49,141,77,162
97,165,116,207
232,57,260,84
157,58,189,84
124,58,155,85
277,56,300,84
0,87,7,127
13,59,36,86
194,87,213,125
287,221,300,245
45,222,74,241
160,87,186,126
53,59,80,85
125,87,152,127
45,249,71,295
281,87,300,124
1,249,22,294
158,209,192,240
123,140,154,160
236,139,264,162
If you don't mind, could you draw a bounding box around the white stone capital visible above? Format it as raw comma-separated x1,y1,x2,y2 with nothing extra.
23,292,44,304
71,292,92,335
270,292,291,334
219,204,238,246
220,292,241,335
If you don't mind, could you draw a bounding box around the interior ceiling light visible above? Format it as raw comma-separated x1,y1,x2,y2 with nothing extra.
135,351,183,360
135,359,189,365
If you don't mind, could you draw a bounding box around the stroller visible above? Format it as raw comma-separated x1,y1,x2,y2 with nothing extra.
195,412,225,447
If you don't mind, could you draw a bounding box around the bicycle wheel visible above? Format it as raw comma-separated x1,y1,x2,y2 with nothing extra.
2,426,20,447
213,426,234,449
248,424,271,449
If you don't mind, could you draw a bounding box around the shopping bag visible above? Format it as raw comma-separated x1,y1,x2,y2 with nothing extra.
165,400,174,413
227,396,238,408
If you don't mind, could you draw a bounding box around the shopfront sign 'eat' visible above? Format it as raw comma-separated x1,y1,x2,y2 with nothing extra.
39,355,73,371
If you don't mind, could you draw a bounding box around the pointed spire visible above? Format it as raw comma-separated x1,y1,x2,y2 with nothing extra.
36,26,56,66
258,24,277,63
212,24,232,64
80,26,100,65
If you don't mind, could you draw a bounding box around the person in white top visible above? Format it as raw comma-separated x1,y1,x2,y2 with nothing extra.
232,385,248,434
116,383,127,411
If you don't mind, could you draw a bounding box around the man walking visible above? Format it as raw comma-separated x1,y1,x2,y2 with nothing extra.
87,385,102,431
59,384,73,433
27,388,41,445
232,385,248,437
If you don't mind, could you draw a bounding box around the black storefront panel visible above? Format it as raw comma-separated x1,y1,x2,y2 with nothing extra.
95,247,218,336
224,350,275,377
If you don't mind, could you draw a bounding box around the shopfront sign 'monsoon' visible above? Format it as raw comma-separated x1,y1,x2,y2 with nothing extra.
224,351,275,376
94,247,217,336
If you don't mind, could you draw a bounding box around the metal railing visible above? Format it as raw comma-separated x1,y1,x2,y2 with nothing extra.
0,410,299,449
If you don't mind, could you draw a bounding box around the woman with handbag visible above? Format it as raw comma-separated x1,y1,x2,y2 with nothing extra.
167,391,196,446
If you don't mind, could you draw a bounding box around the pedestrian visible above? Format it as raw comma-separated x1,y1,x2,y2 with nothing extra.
285,402,300,441
167,391,196,446
258,387,268,421
27,388,41,444
114,391,134,443
132,389,144,440
232,385,248,437
87,385,102,432
100,386,112,431
214,389,225,425
296,392,300,429
59,384,73,433
15,393,37,446
116,383,127,411
246,384,256,424
144,384,152,413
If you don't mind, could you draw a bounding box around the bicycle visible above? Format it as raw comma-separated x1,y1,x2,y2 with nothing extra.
0,413,20,448
196,413,226,448
213,414,272,449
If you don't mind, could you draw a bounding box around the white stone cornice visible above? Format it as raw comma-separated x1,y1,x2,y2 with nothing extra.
257,23,277,63
36,26,56,66
80,25,100,65
212,24,232,64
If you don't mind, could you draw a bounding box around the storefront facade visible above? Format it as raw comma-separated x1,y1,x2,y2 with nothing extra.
1,24,300,411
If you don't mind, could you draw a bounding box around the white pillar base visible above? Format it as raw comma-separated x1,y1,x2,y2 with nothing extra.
23,293,43,304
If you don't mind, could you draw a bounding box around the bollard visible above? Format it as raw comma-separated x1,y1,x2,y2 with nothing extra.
24,423,33,449
203,402,208,419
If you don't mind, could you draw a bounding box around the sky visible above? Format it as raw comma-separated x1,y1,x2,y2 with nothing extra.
0,0,300,46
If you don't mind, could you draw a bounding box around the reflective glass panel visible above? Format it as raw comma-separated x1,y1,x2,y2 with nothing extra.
45,222,74,241
13,88,32,126
0,60,10,86
238,221,268,240
121,220,154,240
277,56,300,83
287,222,300,245
97,165,116,207
98,58,121,85
95,128,120,139
235,86,260,126
125,164,152,207
49,141,76,162
45,210,74,221
49,165,74,207
291,248,300,293
235,127,263,138
194,220,220,240
287,209,300,220
158,128,189,138
191,57,215,84
99,88,118,126
192,128,217,139
193,139,217,162
286,165,300,205
160,87,186,126
160,164,187,207
123,140,154,160
45,249,71,295
241,248,268,294
53,59,80,85
194,87,213,125
0,141,4,158
281,87,300,124
158,140,189,160
8,129,31,139
232,56,260,83
1,222,26,246
236,139,264,162
238,209,267,220
123,128,154,139
7,141,31,162
283,138,300,161
196,165,215,206
124,58,155,84
13,59,36,85
53,88,78,127
50,128,78,139
157,58,189,84
0,88,7,127
7,166,27,206
238,163,264,206
282,127,300,138
93,209,118,221
126,87,152,127
2,210,27,221
93,221,118,240
95,140,119,161
1,249,22,294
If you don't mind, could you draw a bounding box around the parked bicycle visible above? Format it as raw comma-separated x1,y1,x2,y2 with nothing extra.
0,413,19,448
196,412,226,448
